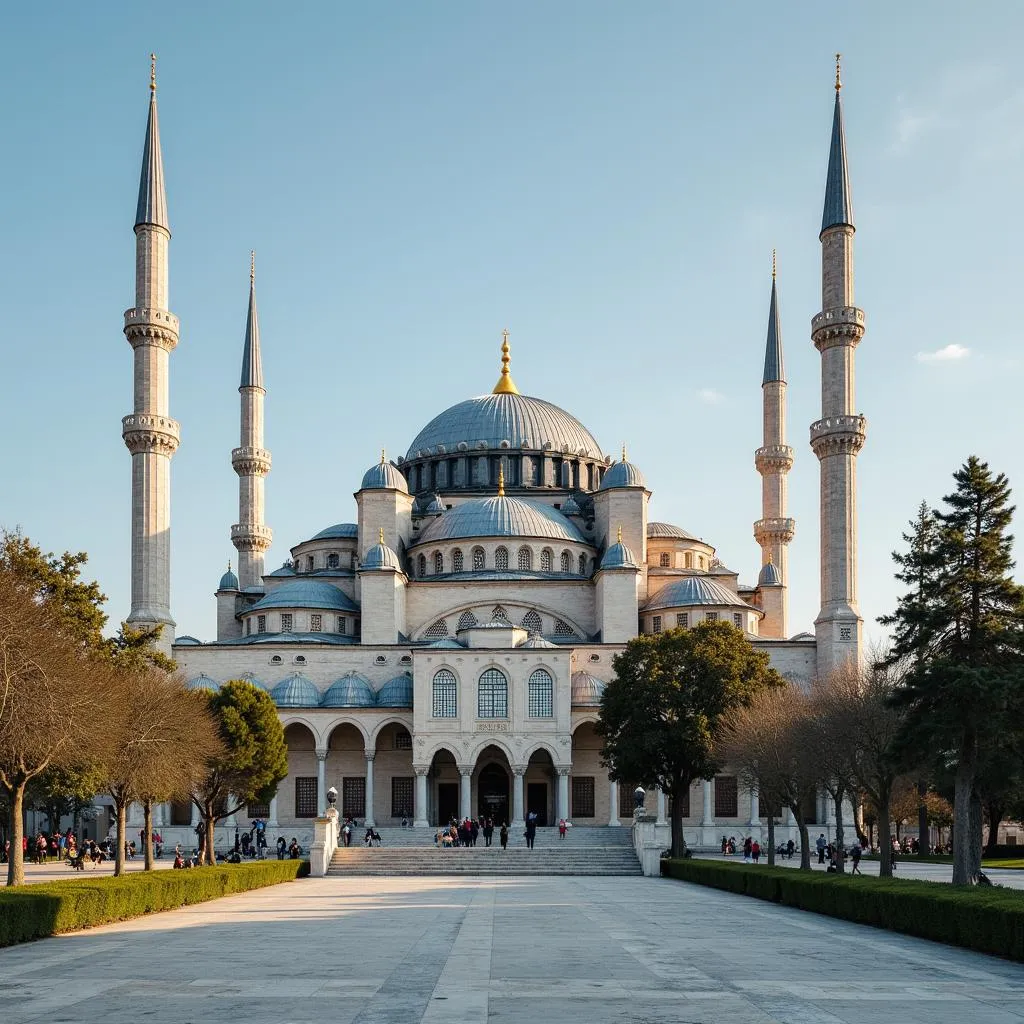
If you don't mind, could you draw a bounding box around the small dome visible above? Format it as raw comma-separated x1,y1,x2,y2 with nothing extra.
270,673,320,707
647,522,698,541
517,635,558,649
417,495,586,545
321,672,375,708
310,523,358,541
759,560,782,586
218,565,239,591
644,576,755,612
361,536,402,571
248,580,359,613
377,673,413,707
791,631,815,641
571,671,605,706
175,635,201,646
238,672,267,689
186,674,219,692
423,494,445,516
599,459,646,491
266,563,296,577
561,495,581,515
361,456,409,493
600,539,639,570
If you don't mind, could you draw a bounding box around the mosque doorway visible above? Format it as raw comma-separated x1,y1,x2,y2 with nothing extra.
437,784,459,825
527,784,549,826
477,763,509,825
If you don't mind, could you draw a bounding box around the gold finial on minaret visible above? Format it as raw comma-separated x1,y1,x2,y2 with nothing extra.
772,248,776,280
250,250,255,284
497,465,505,497
492,329,520,395
150,53,157,93
380,448,386,465
835,52,842,92
379,527,385,545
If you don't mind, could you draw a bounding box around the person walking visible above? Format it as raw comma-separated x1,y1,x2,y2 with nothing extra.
816,833,827,864
558,818,567,840
751,839,761,864
483,818,493,847
525,817,536,850
850,843,862,875
743,836,752,862
499,823,509,850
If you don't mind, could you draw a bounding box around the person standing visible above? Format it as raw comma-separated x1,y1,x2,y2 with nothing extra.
525,817,536,850
558,818,567,840
483,819,493,847
499,823,509,850
751,840,761,864
743,836,752,862
816,833,827,864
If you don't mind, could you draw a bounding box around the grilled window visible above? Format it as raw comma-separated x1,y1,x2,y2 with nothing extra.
706,612,718,623
554,618,577,638
676,613,688,628
714,776,738,817
337,616,346,634
495,547,509,571
391,777,414,818
342,777,366,819
652,615,662,634
560,550,571,573
247,801,270,819
528,669,553,717
457,611,478,630
295,777,317,818
491,605,510,624
660,552,670,567
685,552,693,569
424,619,449,638
417,555,426,577
394,729,412,750
521,610,542,633
432,670,457,717
472,547,485,570
518,547,532,571
578,553,587,575
540,548,553,572
310,614,322,632
257,615,267,634
618,782,638,818
733,613,743,628
571,777,595,818
452,548,464,573
327,553,339,569
280,613,293,633
477,668,508,718
434,551,444,575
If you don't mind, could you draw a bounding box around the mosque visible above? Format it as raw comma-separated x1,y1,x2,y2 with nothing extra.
120,56,866,847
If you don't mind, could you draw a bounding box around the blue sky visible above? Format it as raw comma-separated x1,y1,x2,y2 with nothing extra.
1,2,1022,644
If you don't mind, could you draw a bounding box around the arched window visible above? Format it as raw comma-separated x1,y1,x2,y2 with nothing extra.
521,609,542,633
452,548,464,573
528,669,554,717
477,668,508,718
491,605,510,624
495,546,509,571
560,550,571,573
540,548,553,572
684,552,693,569
554,618,578,638
472,547,485,570
327,553,340,569
307,555,314,571
659,552,670,568
433,551,444,575
578,553,587,575
699,556,706,570
418,554,427,577
518,547,532,572
432,669,457,717
424,619,449,638
457,610,478,630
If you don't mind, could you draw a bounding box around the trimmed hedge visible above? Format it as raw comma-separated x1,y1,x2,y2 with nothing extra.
0,859,308,947
663,859,1024,961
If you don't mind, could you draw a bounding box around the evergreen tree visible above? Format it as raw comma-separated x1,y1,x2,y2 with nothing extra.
890,457,1024,884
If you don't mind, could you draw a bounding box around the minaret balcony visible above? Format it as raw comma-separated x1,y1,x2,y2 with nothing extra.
232,446,272,475
231,524,273,550
754,445,794,474
122,414,180,456
123,307,179,350
811,306,864,351
753,517,795,545
810,415,867,458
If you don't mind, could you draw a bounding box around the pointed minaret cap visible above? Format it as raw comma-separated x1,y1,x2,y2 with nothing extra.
821,53,854,235
762,249,785,385
492,330,520,395
135,53,170,232
240,251,265,390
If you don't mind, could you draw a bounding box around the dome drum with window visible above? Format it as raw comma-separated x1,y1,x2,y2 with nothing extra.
643,576,761,635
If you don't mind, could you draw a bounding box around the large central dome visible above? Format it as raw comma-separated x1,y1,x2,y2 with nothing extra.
406,392,604,460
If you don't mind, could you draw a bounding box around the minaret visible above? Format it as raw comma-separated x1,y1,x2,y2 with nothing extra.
811,55,866,674
122,55,179,655
231,251,272,590
754,250,794,639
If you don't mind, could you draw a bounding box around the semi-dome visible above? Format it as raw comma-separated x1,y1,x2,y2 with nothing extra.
321,672,375,708
647,522,699,541
271,673,320,707
517,635,558,649
218,564,239,591
571,671,605,706
423,494,445,516
406,392,603,460
643,577,755,612
599,459,646,490
310,523,358,541
376,673,413,707
248,580,359,613
186,674,219,692
416,495,587,545
759,560,782,586
561,495,582,516
361,453,409,493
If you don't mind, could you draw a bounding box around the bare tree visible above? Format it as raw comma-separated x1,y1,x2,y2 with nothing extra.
718,684,821,870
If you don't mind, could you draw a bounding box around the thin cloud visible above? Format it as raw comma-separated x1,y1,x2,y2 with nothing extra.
698,388,724,404
916,344,970,363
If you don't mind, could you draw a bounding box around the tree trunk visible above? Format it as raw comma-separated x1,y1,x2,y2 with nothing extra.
969,790,984,880
984,801,1003,857
796,816,811,870
917,779,929,856
952,756,977,885
114,799,127,877
833,790,845,874
767,814,776,867
204,803,217,865
670,783,685,858
5,783,26,886
143,800,154,871
877,793,893,878
854,798,867,846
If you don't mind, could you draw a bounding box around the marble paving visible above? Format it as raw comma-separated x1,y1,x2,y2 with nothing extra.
1,875,1022,1023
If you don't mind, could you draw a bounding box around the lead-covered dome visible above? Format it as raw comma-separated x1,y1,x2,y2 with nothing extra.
248,580,359,613
361,453,409,493
416,495,587,545
643,577,755,612
599,459,646,491
406,392,603,460
321,672,375,708
271,673,320,707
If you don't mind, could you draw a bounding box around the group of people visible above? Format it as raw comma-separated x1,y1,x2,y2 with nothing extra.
436,817,505,849
0,829,136,868
721,835,764,863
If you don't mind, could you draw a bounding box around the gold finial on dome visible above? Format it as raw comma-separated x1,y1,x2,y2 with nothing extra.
766,550,774,565
617,524,623,543
380,448,386,465
497,465,505,497
379,527,385,545
227,560,232,571
835,52,842,92
621,443,627,462
150,53,157,93
492,329,520,395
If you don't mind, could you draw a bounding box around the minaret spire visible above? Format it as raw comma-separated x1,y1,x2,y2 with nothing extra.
231,252,273,592
811,55,866,673
492,329,520,395
754,251,794,639
123,54,179,655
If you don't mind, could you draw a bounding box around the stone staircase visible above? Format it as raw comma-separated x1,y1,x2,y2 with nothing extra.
328,826,641,876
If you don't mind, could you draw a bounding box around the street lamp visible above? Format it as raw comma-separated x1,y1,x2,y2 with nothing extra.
634,786,646,813
326,786,338,809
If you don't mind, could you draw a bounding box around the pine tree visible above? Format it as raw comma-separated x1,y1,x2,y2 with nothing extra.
890,457,1024,884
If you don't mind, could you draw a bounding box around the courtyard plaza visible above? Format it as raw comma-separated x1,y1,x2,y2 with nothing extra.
2,874,1023,1024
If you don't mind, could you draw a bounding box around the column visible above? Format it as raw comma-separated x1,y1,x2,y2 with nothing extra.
459,766,472,821
656,788,667,825
268,793,279,827
224,795,237,828
824,789,835,840
316,749,328,817
607,773,619,826
556,768,570,821
414,768,429,828
702,780,714,826
512,767,525,828
748,784,761,828
191,801,200,827
364,752,376,826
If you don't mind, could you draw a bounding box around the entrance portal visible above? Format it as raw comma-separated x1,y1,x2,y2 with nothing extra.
527,782,549,826
477,763,510,824
437,783,458,825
